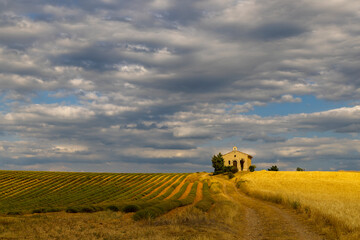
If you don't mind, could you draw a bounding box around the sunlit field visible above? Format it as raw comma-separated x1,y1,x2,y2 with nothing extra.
0,170,215,219
0,170,359,239
236,171,360,239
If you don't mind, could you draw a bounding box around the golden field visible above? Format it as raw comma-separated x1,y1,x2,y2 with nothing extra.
235,171,360,239
1,170,359,239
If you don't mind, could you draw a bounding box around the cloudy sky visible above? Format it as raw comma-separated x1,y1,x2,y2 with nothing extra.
0,0,359,172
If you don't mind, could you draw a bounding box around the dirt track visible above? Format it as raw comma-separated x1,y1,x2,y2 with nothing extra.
218,178,324,240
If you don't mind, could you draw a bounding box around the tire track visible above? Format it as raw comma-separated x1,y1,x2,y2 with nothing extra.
217,177,324,240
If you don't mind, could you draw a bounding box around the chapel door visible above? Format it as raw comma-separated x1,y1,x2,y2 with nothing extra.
240,160,245,171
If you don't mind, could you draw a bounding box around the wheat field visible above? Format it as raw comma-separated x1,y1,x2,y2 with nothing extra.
236,171,360,239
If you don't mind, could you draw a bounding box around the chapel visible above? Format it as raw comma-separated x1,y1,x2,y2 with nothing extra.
223,146,252,171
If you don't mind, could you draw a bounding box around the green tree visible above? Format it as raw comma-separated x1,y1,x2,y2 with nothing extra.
268,165,279,171
249,165,256,172
212,153,224,174
296,167,305,171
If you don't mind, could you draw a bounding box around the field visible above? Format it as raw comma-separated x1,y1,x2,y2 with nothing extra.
235,171,360,240
0,170,359,239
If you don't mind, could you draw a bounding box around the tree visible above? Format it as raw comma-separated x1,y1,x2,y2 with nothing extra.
249,165,256,172
296,167,305,171
268,165,279,171
211,153,224,174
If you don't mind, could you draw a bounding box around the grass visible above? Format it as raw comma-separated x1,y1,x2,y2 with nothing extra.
236,171,360,240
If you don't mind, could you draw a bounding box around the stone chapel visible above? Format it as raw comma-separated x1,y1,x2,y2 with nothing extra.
223,146,253,171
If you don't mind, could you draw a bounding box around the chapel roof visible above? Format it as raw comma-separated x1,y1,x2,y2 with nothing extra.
223,146,253,158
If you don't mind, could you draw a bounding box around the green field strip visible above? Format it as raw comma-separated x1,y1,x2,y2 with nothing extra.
194,182,214,212
0,174,108,209
82,174,167,204
1,179,50,198
8,174,159,209
0,177,57,199
98,174,167,204
119,174,174,200
55,174,165,207
0,171,86,198
26,179,126,207
152,174,188,201
119,174,179,201
0,177,36,195
132,181,199,220
0,172,78,198
3,176,89,202
0,176,26,189
132,174,184,200
138,175,175,199
0,172,190,213
85,174,167,204
179,181,198,205
114,174,187,210
0,172,50,191
141,175,182,201
22,173,119,200
169,181,190,200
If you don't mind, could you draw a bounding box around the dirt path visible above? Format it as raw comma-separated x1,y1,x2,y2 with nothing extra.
218,178,324,240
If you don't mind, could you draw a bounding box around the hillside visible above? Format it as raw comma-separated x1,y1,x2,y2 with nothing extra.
0,171,209,215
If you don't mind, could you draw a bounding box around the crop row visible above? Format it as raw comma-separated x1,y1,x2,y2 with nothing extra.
133,181,199,220
0,171,189,213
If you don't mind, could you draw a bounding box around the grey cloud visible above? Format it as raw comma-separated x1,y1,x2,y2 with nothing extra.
250,22,307,41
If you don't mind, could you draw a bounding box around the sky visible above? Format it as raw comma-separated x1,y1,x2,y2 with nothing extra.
0,0,359,173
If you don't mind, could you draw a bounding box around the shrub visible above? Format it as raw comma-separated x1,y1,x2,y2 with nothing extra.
32,208,61,214
80,207,95,213
213,170,224,175
291,200,301,210
32,209,46,214
223,166,231,172
268,165,279,171
228,172,235,179
7,211,21,215
249,165,256,172
66,207,79,213
296,167,305,171
46,208,61,213
122,204,140,213
231,166,238,173
106,205,119,212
